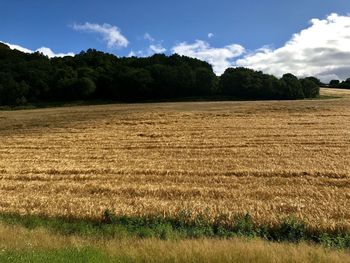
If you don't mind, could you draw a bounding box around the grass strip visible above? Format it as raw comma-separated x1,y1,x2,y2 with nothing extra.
0,211,349,249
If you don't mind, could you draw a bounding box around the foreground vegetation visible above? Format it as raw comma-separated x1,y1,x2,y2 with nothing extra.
0,42,320,106
0,211,349,249
0,215,349,263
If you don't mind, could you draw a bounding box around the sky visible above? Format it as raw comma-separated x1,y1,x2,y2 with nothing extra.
1,0,350,82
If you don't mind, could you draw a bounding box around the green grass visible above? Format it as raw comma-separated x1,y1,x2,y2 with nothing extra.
0,248,115,263
2,244,348,263
0,211,349,249
0,212,349,263
1,236,349,263
310,95,341,100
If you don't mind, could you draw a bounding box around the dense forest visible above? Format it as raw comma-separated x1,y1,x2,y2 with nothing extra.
0,42,320,106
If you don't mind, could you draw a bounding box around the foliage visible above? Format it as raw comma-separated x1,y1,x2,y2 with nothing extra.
0,212,349,249
276,217,307,243
328,78,350,89
219,68,318,100
0,44,320,106
301,78,320,98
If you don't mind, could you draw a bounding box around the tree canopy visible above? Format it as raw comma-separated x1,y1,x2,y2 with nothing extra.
0,44,320,106
219,68,319,100
328,78,350,89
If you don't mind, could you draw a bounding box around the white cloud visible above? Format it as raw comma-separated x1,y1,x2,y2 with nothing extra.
144,33,155,42
236,13,350,82
72,22,129,49
128,44,167,57
1,41,33,53
131,33,166,57
36,47,74,58
149,44,166,54
172,40,245,74
0,41,74,58
208,33,214,39
127,50,136,57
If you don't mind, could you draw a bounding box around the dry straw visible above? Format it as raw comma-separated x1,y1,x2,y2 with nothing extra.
0,88,349,231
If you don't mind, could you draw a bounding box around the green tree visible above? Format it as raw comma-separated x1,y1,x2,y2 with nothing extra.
329,80,340,86
220,68,265,98
301,78,320,98
281,73,305,99
73,77,96,99
0,74,29,105
194,67,217,96
120,68,154,99
304,76,322,87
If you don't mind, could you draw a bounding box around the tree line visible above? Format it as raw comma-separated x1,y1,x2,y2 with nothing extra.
0,42,320,106
329,79,350,89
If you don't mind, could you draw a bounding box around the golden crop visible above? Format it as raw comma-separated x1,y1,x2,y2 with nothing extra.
0,88,349,230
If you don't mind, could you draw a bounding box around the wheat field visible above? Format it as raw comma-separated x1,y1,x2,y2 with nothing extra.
0,88,349,230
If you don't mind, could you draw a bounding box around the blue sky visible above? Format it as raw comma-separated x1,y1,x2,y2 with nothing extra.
1,1,350,80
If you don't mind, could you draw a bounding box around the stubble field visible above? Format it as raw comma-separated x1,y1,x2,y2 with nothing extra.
0,88,349,231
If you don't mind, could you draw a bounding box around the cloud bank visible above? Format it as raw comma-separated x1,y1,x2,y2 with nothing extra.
72,22,129,49
236,13,350,82
172,40,245,74
170,13,350,81
1,41,74,58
